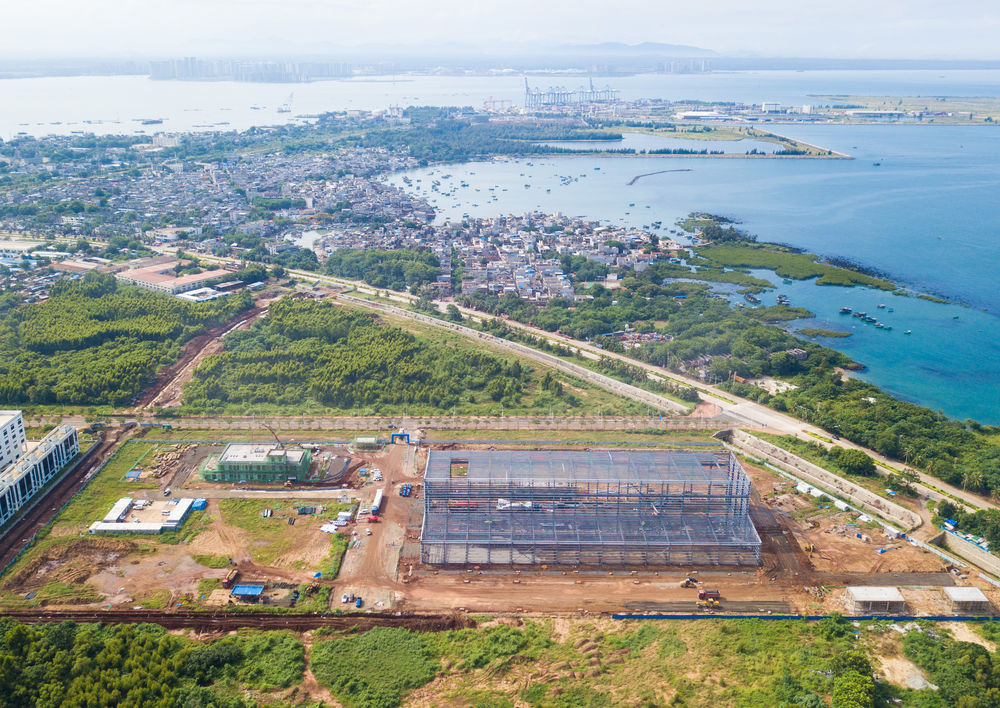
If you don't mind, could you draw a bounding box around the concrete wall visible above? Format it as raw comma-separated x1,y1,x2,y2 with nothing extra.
935,530,1000,578
726,429,921,531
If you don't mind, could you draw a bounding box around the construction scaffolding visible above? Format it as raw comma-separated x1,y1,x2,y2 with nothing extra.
420,450,761,566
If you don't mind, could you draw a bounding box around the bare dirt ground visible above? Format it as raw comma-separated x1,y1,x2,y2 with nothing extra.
944,621,997,650
691,401,723,418
878,654,934,690
89,545,215,606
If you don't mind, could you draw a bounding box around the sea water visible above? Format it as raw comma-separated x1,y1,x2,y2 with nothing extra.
386,124,1000,423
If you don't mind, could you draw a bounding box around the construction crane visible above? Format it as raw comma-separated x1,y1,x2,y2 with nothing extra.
482,96,513,113
263,423,284,449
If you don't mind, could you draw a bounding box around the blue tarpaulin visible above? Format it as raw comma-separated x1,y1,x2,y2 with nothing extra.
230,584,265,597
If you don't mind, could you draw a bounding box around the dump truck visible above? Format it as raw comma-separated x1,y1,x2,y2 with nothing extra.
697,589,721,601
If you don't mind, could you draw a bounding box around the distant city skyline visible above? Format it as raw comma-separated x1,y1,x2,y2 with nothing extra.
3,0,999,61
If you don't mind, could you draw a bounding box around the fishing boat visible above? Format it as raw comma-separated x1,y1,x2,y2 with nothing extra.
904,330,912,335
877,303,886,309
744,293,761,305
839,307,852,314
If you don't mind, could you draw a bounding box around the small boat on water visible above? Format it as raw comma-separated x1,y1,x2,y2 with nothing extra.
744,293,761,305
839,307,852,314
905,330,912,335
884,326,893,331
877,303,886,309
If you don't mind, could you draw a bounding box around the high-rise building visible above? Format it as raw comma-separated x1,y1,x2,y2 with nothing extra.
0,410,27,472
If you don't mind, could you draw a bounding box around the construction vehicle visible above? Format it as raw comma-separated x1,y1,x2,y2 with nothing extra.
804,542,816,553
221,568,240,588
698,589,721,601
681,578,697,588
697,598,720,609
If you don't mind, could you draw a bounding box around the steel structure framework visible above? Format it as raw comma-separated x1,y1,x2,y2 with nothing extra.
420,450,761,566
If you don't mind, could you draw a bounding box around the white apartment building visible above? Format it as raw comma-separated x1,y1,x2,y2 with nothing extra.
0,410,27,472
0,415,79,527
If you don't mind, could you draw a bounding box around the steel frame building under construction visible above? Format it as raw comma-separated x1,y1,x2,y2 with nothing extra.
420,449,761,566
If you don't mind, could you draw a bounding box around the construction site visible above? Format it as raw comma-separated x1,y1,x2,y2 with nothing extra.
1,424,998,621
420,449,762,567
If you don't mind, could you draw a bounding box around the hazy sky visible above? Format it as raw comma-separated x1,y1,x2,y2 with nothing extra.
5,0,999,59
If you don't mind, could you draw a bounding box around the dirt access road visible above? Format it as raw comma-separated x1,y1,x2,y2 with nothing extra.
140,298,278,411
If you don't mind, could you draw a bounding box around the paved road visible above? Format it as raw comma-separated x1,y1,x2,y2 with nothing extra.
26,414,719,432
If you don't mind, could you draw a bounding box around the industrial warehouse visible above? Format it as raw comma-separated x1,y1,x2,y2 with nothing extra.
420,449,762,566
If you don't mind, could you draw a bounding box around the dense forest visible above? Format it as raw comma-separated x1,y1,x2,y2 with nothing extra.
324,248,440,291
183,298,551,414
0,272,251,407
339,107,623,163
0,618,304,707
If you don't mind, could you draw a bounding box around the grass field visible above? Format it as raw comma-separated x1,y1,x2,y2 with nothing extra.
217,498,352,567
696,243,897,290
798,328,852,338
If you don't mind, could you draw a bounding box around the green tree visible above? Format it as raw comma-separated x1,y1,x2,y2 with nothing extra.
835,448,876,476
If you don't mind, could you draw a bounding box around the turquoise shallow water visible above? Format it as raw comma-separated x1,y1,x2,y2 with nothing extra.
388,124,1000,423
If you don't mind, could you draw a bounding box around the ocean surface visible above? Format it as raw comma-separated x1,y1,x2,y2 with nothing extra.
385,124,1000,424
2,70,998,422
4,69,1000,137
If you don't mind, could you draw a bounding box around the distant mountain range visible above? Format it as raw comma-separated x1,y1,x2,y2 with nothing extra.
557,42,715,57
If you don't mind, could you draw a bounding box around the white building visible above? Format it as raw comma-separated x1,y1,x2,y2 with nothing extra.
943,586,992,615
846,586,906,614
0,410,27,472
0,422,79,526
